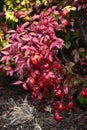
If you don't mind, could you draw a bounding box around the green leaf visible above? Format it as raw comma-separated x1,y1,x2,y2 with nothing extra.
74,79,81,85
77,94,87,104
82,83,87,87
51,13,58,18
69,62,75,67
65,35,69,41
16,0,20,4
6,1,11,5
36,0,41,4
65,41,71,49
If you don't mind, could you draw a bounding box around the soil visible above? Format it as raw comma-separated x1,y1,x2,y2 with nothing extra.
0,76,87,130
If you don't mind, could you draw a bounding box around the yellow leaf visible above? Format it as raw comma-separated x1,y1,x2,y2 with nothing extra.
64,5,76,12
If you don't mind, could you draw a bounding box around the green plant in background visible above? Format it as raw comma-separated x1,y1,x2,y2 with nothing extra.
0,22,9,51
0,33,9,51
77,94,87,104
3,0,53,25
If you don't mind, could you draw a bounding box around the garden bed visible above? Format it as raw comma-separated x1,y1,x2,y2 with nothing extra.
0,77,87,130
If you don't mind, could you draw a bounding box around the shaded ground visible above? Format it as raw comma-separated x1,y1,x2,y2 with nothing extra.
0,76,87,130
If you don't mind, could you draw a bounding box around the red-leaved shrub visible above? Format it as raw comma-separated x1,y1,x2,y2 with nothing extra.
0,6,73,121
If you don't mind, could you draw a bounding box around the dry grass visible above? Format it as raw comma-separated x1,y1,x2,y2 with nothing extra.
7,97,36,125
1,96,43,129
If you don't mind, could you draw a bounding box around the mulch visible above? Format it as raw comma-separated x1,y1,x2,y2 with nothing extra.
0,76,87,130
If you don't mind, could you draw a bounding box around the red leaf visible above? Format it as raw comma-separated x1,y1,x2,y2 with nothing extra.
53,10,59,15
21,37,31,42
20,10,32,18
48,27,54,33
21,22,30,29
74,52,79,63
25,50,30,57
32,15,40,20
14,55,19,63
21,46,30,50
27,59,30,68
1,56,8,62
23,83,29,91
48,54,53,62
44,49,50,58
16,25,23,33
8,30,16,33
50,38,64,50
4,66,11,71
13,81,23,85
32,37,39,43
1,51,9,55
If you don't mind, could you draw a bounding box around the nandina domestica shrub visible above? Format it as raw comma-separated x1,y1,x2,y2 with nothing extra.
0,0,87,122
0,6,75,122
